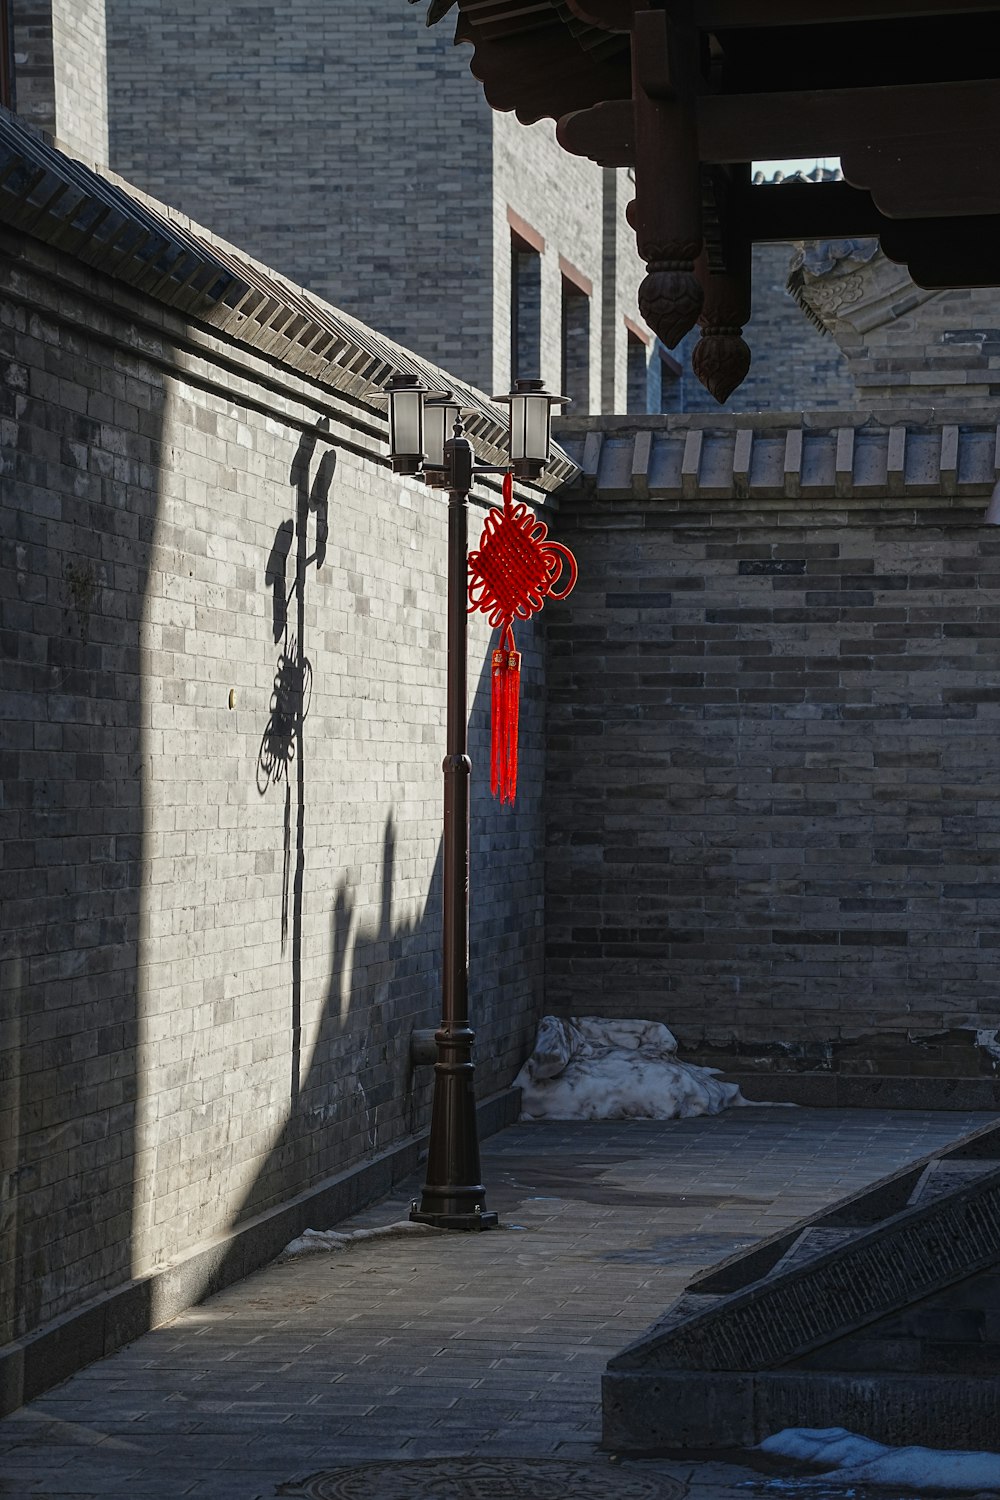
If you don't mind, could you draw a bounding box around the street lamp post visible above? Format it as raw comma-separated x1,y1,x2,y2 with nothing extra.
382,373,566,1231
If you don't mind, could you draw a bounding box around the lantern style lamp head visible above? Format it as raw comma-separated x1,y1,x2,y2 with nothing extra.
493,377,570,481
385,371,430,475
423,390,465,486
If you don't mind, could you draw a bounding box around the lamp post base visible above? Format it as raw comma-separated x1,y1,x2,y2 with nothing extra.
409,1205,499,1232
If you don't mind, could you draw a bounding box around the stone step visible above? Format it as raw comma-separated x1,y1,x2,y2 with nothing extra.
603,1116,1000,1453
689,1114,1000,1297
613,1163,1000,1373
907,1157,998,1207
764,1226,859,1279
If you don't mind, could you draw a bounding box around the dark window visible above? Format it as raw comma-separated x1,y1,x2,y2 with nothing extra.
561,278,590,415
0,0,15,111
511,230,541,382
658,353,681,413
627,330,649,413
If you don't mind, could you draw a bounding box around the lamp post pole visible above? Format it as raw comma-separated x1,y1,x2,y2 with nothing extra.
411,426,498,1230
382,374,566,1232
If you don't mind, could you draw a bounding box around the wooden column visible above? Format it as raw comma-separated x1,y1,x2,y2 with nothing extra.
627,4,704,349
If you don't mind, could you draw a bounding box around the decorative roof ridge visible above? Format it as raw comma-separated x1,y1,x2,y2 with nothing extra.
752,167,844,186
0,106,576,493
554,412,1000,503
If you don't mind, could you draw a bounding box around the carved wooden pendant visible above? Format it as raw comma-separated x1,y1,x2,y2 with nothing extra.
691,324,751,404
691,231,752,403
637,254,705,350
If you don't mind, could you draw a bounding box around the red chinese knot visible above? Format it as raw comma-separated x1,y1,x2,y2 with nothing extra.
468,472,578,803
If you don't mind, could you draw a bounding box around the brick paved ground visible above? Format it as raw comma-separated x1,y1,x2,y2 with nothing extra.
0,1107,992,1499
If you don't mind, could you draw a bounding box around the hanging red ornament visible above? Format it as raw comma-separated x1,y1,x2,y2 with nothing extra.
468,472,578,803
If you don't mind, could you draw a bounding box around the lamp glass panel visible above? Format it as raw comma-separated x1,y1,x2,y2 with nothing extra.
424,402,446,468
389,388,424,460
425,402,460,468
524,393,550,461
509,393,528,462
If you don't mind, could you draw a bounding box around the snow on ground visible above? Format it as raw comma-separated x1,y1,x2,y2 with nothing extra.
760,1427,1000,1493
512,1015,749,1121
281,1221,441,1257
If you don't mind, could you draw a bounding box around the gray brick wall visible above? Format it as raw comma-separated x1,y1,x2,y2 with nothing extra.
11,0,108,164
105,0,494,389
104,1,653,413
545,440,1000,1052
1,226,544,1348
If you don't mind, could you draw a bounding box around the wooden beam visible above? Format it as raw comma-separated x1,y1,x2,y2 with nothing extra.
561,79,1000,222
698,80,1000,219
695,0,1000,26
698,79,1000,167
557,100,633,166
748,187,1000,290
745,183,883,240
563,0,631,29
880,221,1000,288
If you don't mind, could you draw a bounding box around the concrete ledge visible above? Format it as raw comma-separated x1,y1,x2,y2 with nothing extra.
0,1086,519,1419
603,1369,1000,1453
727,1072,1000,1111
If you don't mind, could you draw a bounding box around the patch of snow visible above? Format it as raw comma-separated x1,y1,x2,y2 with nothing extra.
512,1015,749,1122
760,1426,1000,1492
975,1028,1000,1068
280,1220,441,1258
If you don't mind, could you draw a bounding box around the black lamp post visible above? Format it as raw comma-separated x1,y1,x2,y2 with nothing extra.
382,372,566,1231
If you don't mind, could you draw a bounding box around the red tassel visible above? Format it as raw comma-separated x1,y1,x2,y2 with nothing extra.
491,626,521,804
470,470,577,805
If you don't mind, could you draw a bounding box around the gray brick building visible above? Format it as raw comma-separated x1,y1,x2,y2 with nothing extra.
100,0,663,413
6,0,865,417
8,0,108,164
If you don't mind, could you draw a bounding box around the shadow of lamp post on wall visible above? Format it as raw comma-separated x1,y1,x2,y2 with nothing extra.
381,373,568,1231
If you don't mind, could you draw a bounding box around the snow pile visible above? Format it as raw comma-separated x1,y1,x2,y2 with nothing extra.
281,1220,441,1257
760,1427,1000,1492
512,1015,747,1122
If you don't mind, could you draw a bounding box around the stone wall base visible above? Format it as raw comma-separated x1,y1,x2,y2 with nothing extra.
0,1088,520,1420
718,1073,1000,1111
603,1369,1000,1453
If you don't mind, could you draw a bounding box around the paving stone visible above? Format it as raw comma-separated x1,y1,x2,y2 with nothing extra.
265,1456,688,1499
0,1110,992,1496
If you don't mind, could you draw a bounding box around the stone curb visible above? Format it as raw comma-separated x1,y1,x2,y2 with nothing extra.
0,1087,519,1420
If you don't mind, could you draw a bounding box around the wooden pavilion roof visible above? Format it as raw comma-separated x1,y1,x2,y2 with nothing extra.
414,1,1000,402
